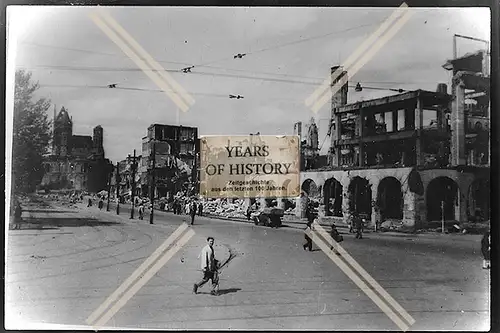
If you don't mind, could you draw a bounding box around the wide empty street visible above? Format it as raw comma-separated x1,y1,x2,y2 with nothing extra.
6,200,490,330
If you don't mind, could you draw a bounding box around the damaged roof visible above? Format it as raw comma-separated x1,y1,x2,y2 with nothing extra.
442,50,485,73
336,90,451,113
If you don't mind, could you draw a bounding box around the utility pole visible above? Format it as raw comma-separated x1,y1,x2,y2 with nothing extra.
106,163,112,211
115,161,120,215
129,149,139,219
441,200,445,234
149,142,156,224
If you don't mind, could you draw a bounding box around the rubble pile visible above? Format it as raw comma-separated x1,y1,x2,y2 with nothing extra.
202,199,248,219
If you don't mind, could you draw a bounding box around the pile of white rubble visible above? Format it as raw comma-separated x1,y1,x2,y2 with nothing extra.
202,198,248,219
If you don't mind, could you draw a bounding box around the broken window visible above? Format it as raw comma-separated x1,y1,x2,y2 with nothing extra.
423,110,438,129
340,112,357,139
385,112,394,132
405,108,415,130
340,145,356,166
397,109,405,131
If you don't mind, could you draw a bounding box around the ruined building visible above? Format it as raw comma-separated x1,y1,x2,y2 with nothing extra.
40,107,112,192
140,124,199,200
297,50,490,229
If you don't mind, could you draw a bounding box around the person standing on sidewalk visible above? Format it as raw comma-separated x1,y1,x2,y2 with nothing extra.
481,230,491,269
193,237,220,295
138,202,145,220
198,202,203,216
190,201,197,225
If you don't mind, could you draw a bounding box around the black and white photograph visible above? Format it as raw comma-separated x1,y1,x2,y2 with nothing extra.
5,4,493,330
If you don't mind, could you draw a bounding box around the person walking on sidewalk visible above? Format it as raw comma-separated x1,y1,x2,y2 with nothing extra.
13,201,23,230
303,201,317,251
87,197,93,207
193,237,220,295
303,219,315,251
353,213,364,239
329,223,343,254
481,230,491,269
190,201,197,225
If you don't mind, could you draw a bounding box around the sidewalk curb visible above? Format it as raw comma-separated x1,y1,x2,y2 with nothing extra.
200,213,479,240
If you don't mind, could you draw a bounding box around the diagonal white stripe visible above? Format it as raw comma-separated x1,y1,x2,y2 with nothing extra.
311,8,414,113
91,229,195,328
307,229,410,331
89,13,191,112
95,8,195,107
85,223,189,325
312,222,416,325
305,3,409,108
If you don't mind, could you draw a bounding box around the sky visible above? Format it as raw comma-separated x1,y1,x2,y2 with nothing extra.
7,6,490,163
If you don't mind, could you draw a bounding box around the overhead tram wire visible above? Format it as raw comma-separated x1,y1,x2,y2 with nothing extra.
20,42,190,67
178,20,384,73
20,42,326,80
36,84,230,98
242,22,382,57
20,43,432,86
31,70,409,93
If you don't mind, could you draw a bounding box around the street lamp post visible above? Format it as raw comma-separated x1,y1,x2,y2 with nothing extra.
150,142,156,224
116,162,120,215
106,163,113,211
129,149,139,219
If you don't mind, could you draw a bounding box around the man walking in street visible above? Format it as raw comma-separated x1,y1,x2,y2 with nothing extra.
303,200,317,251
354,213,364,239
329,223,343,255
303,219,314,251
190,201,197,225
193,237,220,296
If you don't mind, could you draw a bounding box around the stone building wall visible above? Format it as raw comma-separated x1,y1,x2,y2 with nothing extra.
296,167,485,229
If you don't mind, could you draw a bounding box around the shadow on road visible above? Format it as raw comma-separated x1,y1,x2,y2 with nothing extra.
217,288,241,295
18,217,122,230
24,209,75,214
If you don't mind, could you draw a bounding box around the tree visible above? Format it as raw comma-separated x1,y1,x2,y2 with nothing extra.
12,70,52,194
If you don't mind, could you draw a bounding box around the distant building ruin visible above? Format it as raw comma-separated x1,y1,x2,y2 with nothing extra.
295,50,490,230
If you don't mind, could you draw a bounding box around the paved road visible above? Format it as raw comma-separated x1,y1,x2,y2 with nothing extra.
6,199,490,330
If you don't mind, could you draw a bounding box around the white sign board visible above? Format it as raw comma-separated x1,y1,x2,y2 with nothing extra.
200,135,300,198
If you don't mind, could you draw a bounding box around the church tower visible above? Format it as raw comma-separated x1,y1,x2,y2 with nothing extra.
53,107,73,157
93,125,104,158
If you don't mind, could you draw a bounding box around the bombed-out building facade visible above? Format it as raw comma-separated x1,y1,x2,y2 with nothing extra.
296,50,490,230
40,107,113,192
140,124,199,199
